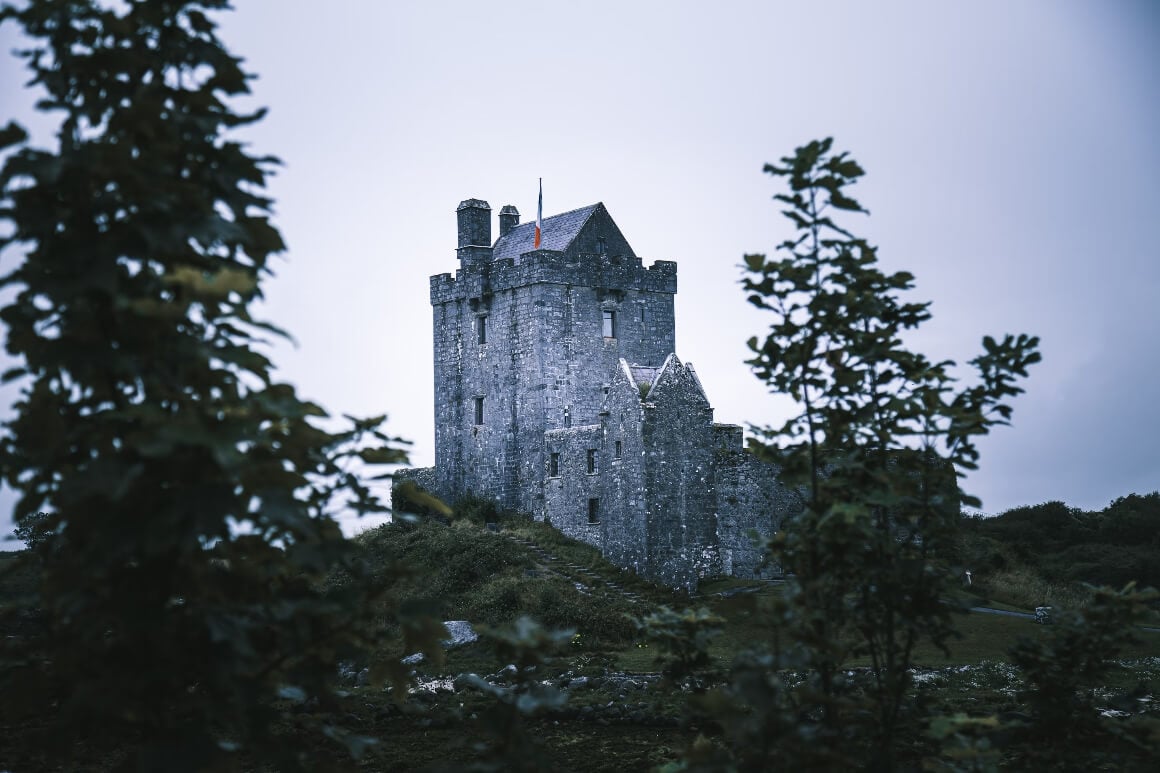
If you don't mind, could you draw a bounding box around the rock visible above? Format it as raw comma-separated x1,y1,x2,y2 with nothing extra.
336,662,371,686
1035,606,1054,625
442,620,479,648
569,675,590,690
400,620,479,665
485,664,519,684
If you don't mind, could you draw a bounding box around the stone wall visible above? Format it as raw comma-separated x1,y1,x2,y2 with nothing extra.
597,361,651,577
431,248,677,515
639,356,720,590
712,448,800,578
542,424,604,542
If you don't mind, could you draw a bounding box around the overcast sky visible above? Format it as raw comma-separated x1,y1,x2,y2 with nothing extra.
1,0,1157,546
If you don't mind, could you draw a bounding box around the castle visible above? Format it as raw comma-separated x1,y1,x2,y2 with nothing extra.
398,198,799,589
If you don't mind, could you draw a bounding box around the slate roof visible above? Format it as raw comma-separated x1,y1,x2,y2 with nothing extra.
492,203,601,260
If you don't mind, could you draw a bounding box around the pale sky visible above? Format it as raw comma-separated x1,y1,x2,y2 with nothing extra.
1,1,1157,547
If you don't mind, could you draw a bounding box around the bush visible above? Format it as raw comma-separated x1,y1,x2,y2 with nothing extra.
453,493,502,525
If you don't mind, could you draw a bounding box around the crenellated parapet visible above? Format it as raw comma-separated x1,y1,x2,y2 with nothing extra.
430,250,677,305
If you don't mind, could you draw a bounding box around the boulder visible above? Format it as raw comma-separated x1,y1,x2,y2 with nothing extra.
401,620,479,665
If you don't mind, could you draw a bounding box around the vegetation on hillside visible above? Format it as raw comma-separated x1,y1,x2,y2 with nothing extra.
348,513,640,651
962,494,1160,601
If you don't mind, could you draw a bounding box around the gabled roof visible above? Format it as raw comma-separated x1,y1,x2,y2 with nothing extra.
492,203,599,259
493,202,637,261
649,353,710,406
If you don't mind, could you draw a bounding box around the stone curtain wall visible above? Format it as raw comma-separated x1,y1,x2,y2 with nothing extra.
712,447,801,579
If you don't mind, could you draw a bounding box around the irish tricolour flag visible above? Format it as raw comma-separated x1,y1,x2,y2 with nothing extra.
534,178,542,249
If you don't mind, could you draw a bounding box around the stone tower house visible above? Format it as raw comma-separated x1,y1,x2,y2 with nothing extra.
403,198,799,589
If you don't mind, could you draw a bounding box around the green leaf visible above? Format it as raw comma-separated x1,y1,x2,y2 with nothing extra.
0,120,28,150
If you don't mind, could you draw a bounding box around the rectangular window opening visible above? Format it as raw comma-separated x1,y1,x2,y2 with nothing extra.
588,498,600,525
474,396,484,425
602,309,616,338
549,452,560,477
614,440,622,459
586,449,597,475
476,315,487,345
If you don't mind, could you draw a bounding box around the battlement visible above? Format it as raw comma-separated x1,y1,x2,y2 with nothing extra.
430,250,677,305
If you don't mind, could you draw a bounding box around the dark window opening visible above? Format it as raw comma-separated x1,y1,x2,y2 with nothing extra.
614,440,622,459
564,407,571,428
640,307,646,324
602,309,616,338
588,498,600,525
596,237,607,254
477,315,487,345
549,452,560,477
586,449,597,474
474,397,484,425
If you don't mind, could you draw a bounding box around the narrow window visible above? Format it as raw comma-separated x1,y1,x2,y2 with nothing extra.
564,407,571,428
614,440,622,459
474,397,484,425
596,237,607,254
588,498,600,525
549,452,560,477
586,449,596,474
476,315,487,345
602,309,616,338
640,307,646,325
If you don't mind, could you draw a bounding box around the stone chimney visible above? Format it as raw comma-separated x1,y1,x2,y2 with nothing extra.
456,199,492,266
498,205,520,238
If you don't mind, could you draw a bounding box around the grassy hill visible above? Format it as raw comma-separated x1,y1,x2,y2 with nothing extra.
346,500,1160,671
4,497,1157,770
330,504,1159,769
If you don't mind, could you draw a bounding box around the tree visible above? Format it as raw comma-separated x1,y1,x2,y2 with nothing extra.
703,138,1041,769
0,1,418,767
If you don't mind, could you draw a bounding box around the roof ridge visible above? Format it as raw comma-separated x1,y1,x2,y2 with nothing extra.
541,202,600,221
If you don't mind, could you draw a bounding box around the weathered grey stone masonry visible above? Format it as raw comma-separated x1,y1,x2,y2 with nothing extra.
402,198,800,589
